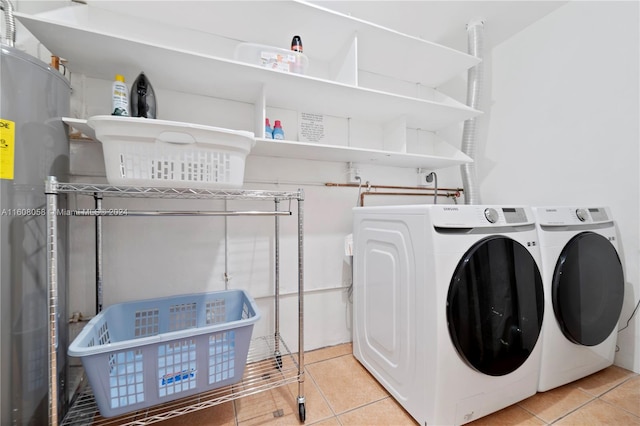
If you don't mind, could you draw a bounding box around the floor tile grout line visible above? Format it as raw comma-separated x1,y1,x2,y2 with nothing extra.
578,385,631,399
594,396,640,420
516,402,559,425
305,347,353,366
332,395,398,419
304,358,343,422
514,371,640,425
305,352,396,425
599,372,640,396
547,395,597,425
547,385,640,425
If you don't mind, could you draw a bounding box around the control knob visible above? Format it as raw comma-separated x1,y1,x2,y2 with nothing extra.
484,208,499,224
575,208,589,222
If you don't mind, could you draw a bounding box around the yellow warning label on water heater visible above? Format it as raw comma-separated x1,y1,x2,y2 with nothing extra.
0,119,15,180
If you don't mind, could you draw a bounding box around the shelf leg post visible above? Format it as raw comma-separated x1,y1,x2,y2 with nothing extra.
45,176,59,426
297,190,305,409
274,199,281,361
94,193,103,313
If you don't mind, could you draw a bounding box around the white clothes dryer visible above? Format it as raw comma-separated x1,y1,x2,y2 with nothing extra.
533,207,624,392
353,205,545,426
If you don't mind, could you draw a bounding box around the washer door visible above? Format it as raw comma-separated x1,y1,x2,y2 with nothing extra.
553,232,624,346
447,236,544,376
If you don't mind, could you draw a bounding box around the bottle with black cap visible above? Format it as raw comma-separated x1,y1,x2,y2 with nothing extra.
291,35,304,74
291,35,303,53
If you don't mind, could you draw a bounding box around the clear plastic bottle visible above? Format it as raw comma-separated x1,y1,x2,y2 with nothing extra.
272,120,285,140
112,74,129,116
265,118,274,139
290,35,304,74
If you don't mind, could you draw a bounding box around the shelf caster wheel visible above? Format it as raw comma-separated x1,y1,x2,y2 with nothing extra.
298,402,306,422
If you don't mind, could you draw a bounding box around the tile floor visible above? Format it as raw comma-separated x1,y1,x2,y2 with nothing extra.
156,343,640,426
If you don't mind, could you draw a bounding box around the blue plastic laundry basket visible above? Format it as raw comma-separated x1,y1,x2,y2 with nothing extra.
68,289,260,418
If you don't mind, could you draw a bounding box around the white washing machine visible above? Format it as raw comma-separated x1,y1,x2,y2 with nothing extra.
533,206,625,392
353,204,545,426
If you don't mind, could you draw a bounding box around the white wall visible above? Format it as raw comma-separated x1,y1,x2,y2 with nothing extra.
479,1,639,372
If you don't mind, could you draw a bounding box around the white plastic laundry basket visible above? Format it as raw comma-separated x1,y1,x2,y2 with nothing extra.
87,116,255,188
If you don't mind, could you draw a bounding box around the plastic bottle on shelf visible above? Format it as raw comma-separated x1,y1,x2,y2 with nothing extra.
291,35,303,53
111,74,129,116
290,35,304,74
273,120,285,140
265,118,274,139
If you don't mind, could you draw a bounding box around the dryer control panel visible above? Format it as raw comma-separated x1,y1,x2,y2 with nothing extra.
534,206,611,226
430,205,533,228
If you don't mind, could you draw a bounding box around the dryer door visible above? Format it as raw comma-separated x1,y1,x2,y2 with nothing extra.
552,232,624,346
447,236,544,377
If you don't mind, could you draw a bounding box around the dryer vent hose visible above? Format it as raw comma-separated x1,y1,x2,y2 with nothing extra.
460,18,484,205
0,0,16,47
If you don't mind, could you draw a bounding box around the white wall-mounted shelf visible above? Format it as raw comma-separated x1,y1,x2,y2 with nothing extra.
63,118,472,170
18,1,480,171
17,13,479,131
253,138,471,169
79,0,482,88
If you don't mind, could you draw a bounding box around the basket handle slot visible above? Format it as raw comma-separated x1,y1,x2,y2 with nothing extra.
156,131,196,145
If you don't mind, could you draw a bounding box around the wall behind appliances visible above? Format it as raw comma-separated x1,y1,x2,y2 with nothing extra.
8,1,469,354
480,1,639,372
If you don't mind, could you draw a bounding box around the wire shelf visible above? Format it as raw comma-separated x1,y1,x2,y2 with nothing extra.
47,179,304,202
61,335,300,426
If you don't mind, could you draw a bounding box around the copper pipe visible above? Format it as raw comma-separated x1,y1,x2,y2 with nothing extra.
360,190,460,207
51,56,60,70
325,182,463,192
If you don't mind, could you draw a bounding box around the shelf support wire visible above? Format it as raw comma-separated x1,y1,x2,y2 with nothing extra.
45,176,59,426
70,210,292,217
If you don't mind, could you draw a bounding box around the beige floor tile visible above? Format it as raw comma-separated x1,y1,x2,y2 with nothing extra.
304,343,353,365
517,383,593,423
554,398,640,425
306,355,388,415
338,397,417,425
153,401,236,425
283,368,335,424
238,412,303,426
601,376,640,416
234,385,296,423
468,404,545,426
307,418,341,426
573,365,637,397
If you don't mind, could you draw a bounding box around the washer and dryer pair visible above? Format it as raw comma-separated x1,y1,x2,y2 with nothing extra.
352,204,624,425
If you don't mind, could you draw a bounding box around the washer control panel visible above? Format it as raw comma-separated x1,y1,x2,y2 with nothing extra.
430,205,532,228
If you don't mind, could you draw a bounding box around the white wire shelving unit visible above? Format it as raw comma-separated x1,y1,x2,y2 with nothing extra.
44,177,306,425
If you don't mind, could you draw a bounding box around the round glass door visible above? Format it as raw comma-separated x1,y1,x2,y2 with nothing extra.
447,236,544,377
553,232,624,346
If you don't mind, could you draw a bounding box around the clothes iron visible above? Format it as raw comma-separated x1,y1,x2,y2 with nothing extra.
130,72,157,118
